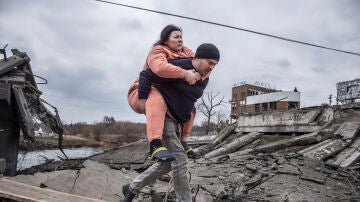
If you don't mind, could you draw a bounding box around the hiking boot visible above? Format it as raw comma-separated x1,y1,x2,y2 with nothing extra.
122,184,136,202
150,147,176,162
149,139,176,162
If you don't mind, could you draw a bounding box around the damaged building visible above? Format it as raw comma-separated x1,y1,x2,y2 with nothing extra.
230,82,300,120
337,78,360,104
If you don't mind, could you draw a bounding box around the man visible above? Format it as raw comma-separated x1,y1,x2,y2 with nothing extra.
123,43,220,202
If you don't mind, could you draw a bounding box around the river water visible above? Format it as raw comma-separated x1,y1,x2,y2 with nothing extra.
16,135,216,171
17,147,104,171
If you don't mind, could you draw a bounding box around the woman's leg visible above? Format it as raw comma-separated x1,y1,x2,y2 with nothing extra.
129,84,174,161
127,83,145,114
128,84,167,141
145,87,167,142
145,87,176,161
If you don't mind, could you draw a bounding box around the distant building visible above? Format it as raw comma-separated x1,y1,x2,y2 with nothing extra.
336,78,360,104
230,83,300,119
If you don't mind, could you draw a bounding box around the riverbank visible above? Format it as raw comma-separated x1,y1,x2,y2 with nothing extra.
19,135,102,151
17,147,104,173
19,134,140,151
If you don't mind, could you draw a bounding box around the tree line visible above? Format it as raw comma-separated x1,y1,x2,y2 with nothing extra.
63,91,228,142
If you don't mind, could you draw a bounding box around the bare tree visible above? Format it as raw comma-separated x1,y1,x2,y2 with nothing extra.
103,116,116,126
197,91,225,134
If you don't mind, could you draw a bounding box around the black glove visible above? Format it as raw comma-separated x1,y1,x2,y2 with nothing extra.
181,141,201,159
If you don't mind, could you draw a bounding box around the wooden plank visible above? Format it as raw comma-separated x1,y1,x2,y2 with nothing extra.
0,178,106,202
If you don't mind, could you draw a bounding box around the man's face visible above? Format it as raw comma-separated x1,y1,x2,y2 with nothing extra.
194,58,218,76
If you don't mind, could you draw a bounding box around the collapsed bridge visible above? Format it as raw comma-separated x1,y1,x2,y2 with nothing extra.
0,47,65,176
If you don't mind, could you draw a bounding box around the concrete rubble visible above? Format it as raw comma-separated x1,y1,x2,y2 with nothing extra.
4,103,360,201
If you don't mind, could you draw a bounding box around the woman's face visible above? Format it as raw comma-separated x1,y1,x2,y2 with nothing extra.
165,31,183,52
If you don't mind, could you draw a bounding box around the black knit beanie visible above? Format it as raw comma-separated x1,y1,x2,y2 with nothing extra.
195,43,220,61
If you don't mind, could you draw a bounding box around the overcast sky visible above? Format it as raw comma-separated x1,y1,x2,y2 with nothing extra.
0,0,359,124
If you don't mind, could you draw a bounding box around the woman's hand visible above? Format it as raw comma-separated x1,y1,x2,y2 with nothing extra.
184,69,201,85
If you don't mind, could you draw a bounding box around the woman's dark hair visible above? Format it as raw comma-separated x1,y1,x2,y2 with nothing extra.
154,24,182,46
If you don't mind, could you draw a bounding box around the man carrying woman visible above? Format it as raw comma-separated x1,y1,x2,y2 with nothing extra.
125,42,220,201
127,24,202,162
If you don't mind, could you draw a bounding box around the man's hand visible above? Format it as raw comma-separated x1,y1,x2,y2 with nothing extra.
181,141,201,159
184,70,201,85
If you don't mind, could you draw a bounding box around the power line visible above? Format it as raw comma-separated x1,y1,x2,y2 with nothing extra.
94,0,360,57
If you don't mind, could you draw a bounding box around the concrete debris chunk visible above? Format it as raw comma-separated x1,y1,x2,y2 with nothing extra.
204,132,261,159
298,139,349,160
211,125,236,145
334,122,360,140
277,163,301,176
254,132,324,153
331,138,360,167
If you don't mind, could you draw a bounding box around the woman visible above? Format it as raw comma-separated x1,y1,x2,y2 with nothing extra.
127,24,200,161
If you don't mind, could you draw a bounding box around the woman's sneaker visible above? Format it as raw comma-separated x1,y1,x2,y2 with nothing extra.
150,147,176,162
149,139,176,162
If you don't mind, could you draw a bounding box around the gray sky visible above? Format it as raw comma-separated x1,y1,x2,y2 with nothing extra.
1,0,359,124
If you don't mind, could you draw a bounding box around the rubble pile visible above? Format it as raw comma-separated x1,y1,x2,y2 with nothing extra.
6,104,360,201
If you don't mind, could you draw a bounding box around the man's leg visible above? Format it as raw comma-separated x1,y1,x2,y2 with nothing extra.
162,116,192,202
129,162,171,193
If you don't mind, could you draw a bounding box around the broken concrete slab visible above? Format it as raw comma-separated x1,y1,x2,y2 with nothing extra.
228,173,247,184
331,138,360,167
40,160,138,201
334,122,360,140
237,110,321,127
249,175,331,201
41,170,79,192
277,163,301,176
212,125,236,145
317,107,334,124
204,132,261,159
224,148,254,160
192,126,235,155
253,132,323,153
189,176,221,186
201,184,226,196
71,160,137,201
193,143,215,155
90,139,148,166
237,125,322,133
193,192,213,202
298,139,349,160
